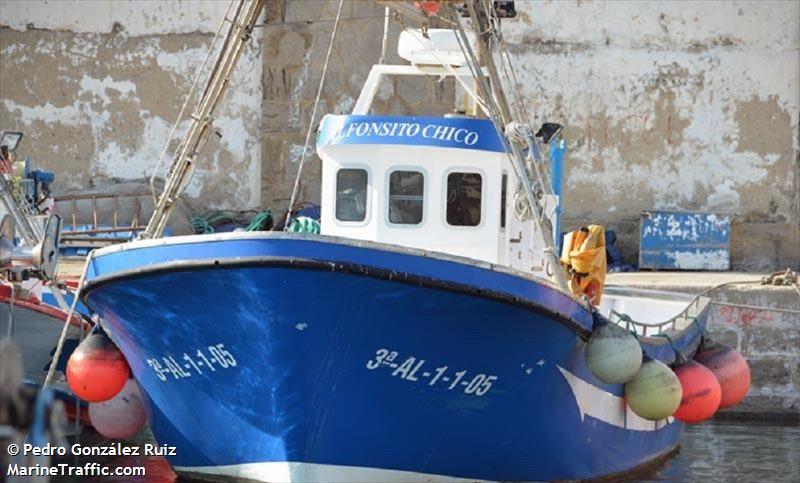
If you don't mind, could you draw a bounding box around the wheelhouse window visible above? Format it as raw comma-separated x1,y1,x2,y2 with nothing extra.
447,172,482,227
388,170,424,225
336,168,368,222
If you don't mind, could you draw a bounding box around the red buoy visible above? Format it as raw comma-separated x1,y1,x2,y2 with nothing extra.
67,332,130,402
416,1,442,16
672,360,721,423
89,379,147,439
694,343,751,409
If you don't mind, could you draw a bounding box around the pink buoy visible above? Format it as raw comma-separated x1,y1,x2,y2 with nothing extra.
694,342,751,409
88,379,147,439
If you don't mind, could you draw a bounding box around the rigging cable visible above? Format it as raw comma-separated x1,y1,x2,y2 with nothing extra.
42,253,94,389
148,0,237,204
284,0,346,229
449,3,568,291
379,6,391,64
399,25,491,116
480,0,556,195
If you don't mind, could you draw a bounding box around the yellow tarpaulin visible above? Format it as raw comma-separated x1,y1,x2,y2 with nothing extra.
560,225,606,304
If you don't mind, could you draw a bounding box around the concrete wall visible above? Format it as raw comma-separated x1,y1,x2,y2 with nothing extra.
504,1,799,270
0,0,263,209
707,286,799,420
259,1,454,216
1,1,797,270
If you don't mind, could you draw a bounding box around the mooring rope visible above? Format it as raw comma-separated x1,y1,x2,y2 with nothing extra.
43,252,94,389
284,0,346,229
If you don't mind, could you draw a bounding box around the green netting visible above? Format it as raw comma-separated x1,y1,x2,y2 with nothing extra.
287,216,320,234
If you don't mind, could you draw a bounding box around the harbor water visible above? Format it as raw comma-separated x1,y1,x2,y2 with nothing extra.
53,420,799,482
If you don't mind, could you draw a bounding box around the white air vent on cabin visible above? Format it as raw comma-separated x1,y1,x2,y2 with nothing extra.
397,29,476,67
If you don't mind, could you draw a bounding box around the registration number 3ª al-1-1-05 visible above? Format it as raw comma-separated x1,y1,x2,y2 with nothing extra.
366,348,498,397
147,344,237,381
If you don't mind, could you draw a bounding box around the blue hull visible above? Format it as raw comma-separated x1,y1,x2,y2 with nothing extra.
82,234,705,482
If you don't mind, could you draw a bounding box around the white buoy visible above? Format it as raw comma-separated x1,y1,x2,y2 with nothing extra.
585,323,643,384
88,379,147,439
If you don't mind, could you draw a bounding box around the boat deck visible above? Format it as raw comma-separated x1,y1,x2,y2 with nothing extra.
56,256,87,280
59,255,778,297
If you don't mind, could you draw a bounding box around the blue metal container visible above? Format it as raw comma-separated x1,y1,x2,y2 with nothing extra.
639,211,732,270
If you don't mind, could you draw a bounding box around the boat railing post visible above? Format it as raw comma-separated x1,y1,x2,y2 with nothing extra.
549,137,566,253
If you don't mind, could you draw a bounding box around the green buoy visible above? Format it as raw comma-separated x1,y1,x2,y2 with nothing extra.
625,358,682,421
585,323,642,384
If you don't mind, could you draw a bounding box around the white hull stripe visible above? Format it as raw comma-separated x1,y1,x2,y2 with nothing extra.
558,366,674,431
174,461,489,483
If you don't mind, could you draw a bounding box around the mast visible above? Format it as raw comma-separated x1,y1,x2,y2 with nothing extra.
453,1,569,291
141,0,266,239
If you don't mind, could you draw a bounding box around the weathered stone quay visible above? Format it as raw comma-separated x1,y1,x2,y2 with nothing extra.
608,272,800,422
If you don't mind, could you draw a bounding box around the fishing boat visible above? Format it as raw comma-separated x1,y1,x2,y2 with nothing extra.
0,284,85,385
77,1,721,481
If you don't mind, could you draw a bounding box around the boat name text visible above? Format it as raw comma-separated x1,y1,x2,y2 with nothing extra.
333,121,480,146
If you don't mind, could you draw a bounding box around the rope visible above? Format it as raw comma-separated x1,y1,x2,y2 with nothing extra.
244,210,272,232
606,272,799,341
190,211,235,234
610,310,642,339
399,23,491,116
761,268,800,300
43,252,94,389
284,0,345,230
504,122,530,145
616,279,759,332
191,210,272,234
611,310,634,323
449,4,569,293
687,316,704,335
654,331,685,363
710,300,800,315
149,0,237,204
287,216,321,234
379,6,391,64
479,0,557,205
656,332,676,347
761,268,798,286
480,0,535,127
191,215,216,234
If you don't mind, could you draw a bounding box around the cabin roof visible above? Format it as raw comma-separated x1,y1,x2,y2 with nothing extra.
317,115,507,154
